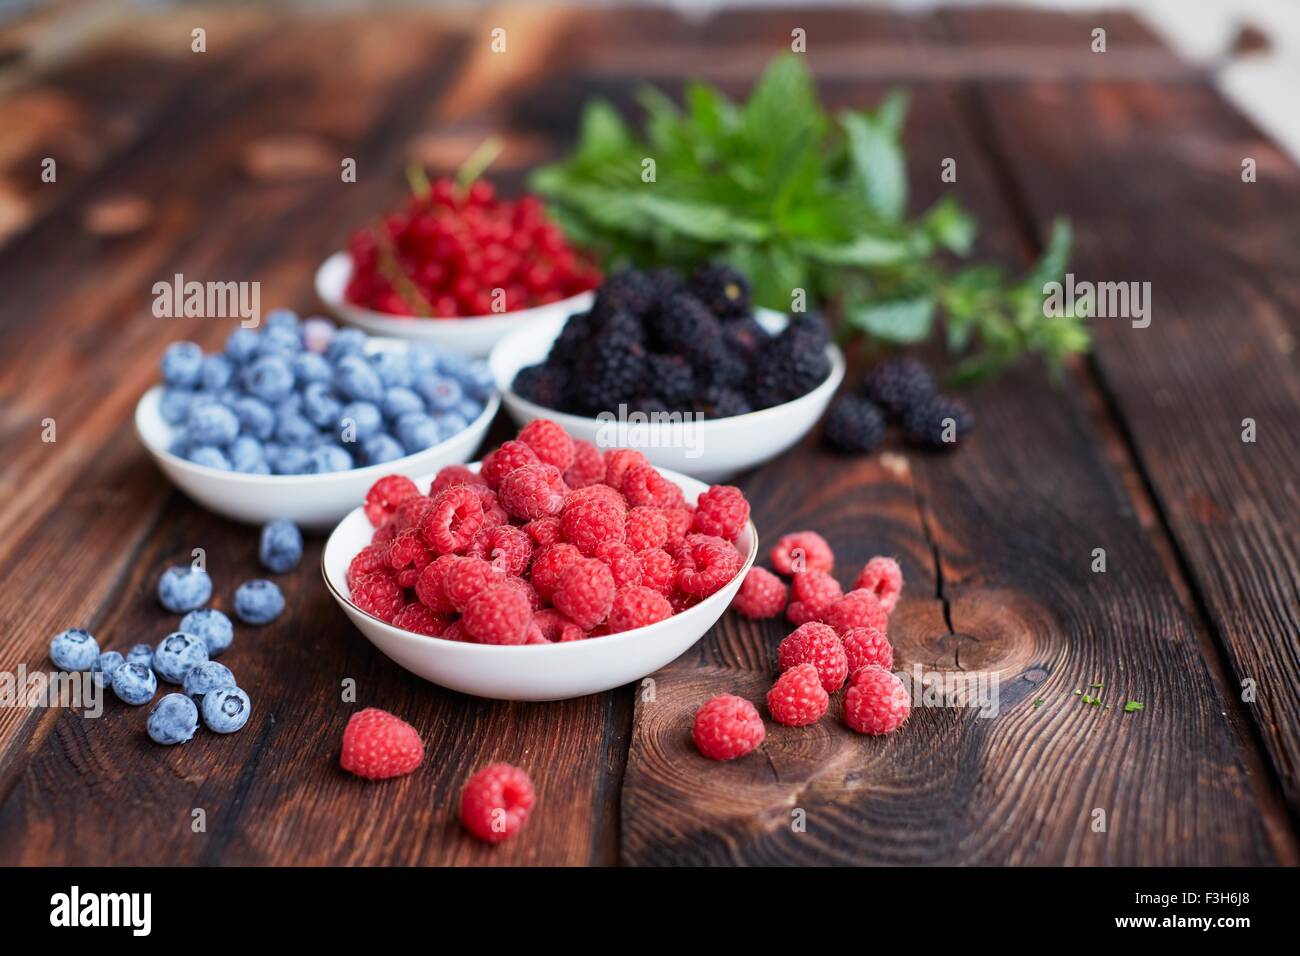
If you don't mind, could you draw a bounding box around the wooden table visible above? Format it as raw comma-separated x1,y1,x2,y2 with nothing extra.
0,4,1296,866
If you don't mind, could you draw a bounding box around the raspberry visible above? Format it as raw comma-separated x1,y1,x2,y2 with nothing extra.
841,626,894,674
603,448,649,491
462,583,532,645
766,663,829,727
467,524,533,576
824,588,888,636
441,555,501,612
530,543,583,602
668,590,701,614
502,573,541,610
560,496,625,556
565,482,627,512
692,485,750,541
460,763,534,843
660,507,693,549
429,463,487,497
675,534,742,597
395,494,434,533
770,531,834,575
372,519,399,545
563,439,605,488
339,708,424,780
592,540,642,588
552,557,616,630
349,571,404,623
533,608,585,643
621,464,685,509
844,665,910,735
347,543,390,589
364,475,419,527
692,694,765,761
386,528,433,588
637,547,676,595
469,484,509,527
786,569,843,625
498,463,567,520
777,622,849,692
518,418,576,471
414,554,459,612
732,567,787,619
524,516,562,548
606,585,673,633
441,619,467,642
392,602,451,637
625,506,669,552
480,439,539,489
420,485,485,554
852,556,904,614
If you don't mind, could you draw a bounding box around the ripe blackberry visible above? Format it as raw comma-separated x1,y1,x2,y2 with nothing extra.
689,263,751,320
903,395,975,449
648,292,723,364
787,311,832,350
694,386,752,419
695,348,748,390
645,353,695,406
823,394,886,453
862,356,936,421
573,346,646,413
647,267,686,302
546,309,592,368
592,269,658,321
722,316,770,359
748,324,830,408
513,364,568,410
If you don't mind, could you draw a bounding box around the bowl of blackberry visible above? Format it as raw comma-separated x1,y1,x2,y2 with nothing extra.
490,264,844,482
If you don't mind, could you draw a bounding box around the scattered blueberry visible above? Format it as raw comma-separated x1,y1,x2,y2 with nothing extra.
49,628,99,671
259,518,303,573
153,631,209,684
234,580,284,625
157,566,212,613
147,693,200,745
125,643,154,669
179,607,234,656
182,661,236,701
202,687,252,734
112,662,158,706
91,650,125,689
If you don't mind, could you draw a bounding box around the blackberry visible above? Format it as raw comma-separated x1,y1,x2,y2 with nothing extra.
747,324,831,408
689,263,751,319
628,396,670,415
694,386,753,419
648,267,686,302
546,310,593,368
592,269,658,322
722,315,770,359
513,364,569,410
572,330,647,413
696,348,748,391
862,356,936,421
787,311,832,350
648,292,723,364
646,353,695,406
823,395,886,453
903,395,974,449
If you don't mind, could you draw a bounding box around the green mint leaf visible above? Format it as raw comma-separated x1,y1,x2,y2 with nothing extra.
840,110,908,223
847,296,935,343
1124,701,1144,713
795,235,911,267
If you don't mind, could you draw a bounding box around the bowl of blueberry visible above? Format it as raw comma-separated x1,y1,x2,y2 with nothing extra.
489,265,845,482
135,310,500,530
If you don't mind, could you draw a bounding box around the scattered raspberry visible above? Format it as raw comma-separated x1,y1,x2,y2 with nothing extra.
732,567,788,619
603,448,649,491
592,540,643,588
770,531,834,575
340,707,424,780
347,543,390,590
675,534,743,597
533,608,585,643
563,439,605,488
386,528,433,588
552,557,616,630
844,665,910,735
462,583,532,645
349,571,404,623
523,516,562,548
637,547,676,595
852,556,904,614
392,603,451,637
441,555,501,612
530,543,583,602
560,496,625,556
460,763,534,843
414,554,459,612
606,585,673,633
841,626,894,674
498,463,567,520
480,439,539,490
692,695,765,761
692,485,750,541
364,475,419,527
786,569,843,624
766,663,829,727
824,588,888,636
467,524,533,576
621,464,685,509
429,464,486,498
625,506,669,552
420,485,485,554
518,419,576,471
777,622,849,692
660,506,694,549
395,494,434,533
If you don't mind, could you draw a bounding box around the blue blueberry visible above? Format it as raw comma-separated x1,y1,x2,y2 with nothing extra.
382,386,425,419
259,518,303,573
225,327,260,364
187,445,232,470
362,433,405,465
275,411,320,448
200,354,235,392
407,348,439,377
186,401,240,446
269,445,313,475
153,631,209,683
326,327,366,362
232,396,276,440
264,308,300,333
441,353,495,399
291,350,332,385
310,444,353,473
395,412,439,454
301,382,343,428
369,351,412,388
91,650,125,689
234,580,285,625
417,374,462,412
160,387,196,425
242,355,295,403
202,686,251,734
182,661,236,701
125,643,154,669
112,661,158,706
433,411,469,438
334,354,384,402
339,401,382,442
454,399,484,424
49,628,99,671
256,324,302,358
158,566,213,613
147,693,199,745
301,316,335,354
229,435,267,473
179,607,234,656
275,393,303,418
162,342,203,387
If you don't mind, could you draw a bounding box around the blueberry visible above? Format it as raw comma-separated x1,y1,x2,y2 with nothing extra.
229,435,267,473
225,327,260,364
440,354,495,399
169,432,191,458
259,518,303,573
265,308,300,333
275,393,303,418
200,354,235,392
338,401,382,442
234,580,285,625
432,411,469,438
147,693,199,745
202,686,251,734
395,412,439,454
417,375,462,412
369,351,412,388
187,401,240,446
158,566,212,613
382,386,425,419
125,643,154,669
242,355,295,403
453,399,484,424
334,354,384,402
292,351,332,386
162,342,203,387
301,382,343,428
301,316,335,354
326,327,366,362
112,662,158,705
49,628,99,671
362,433,405,465
160,387,196,425
179,607,234,656
182,661,236,701
269,445,313,475
408,348,439,378
187,446,232,470
91,650,125,689
257,325,302,358
232,396,276,440
310,444,353,473
153,631,209,683
275,411,320,448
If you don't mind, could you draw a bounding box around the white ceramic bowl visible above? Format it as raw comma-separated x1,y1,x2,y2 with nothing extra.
315,251,596,358
322,466,757,701
489,309,845,483
135,340,500,531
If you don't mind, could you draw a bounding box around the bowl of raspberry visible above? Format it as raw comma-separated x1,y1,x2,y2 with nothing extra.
321,422,758,701
315,180,600,357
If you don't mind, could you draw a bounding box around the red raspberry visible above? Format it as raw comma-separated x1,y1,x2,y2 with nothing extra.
565,482,627,512
852,556,904,614
621,464,685,509
770,531,834,575
414,554,459,612
560,496,625,556
339,708,424,780
395,494,434,533
692,485,750,541
518,419,576,471
552,557,616,630
467,524,533,576
675,534,742,597
429,463,487,497
732,567,788,619
502,573,541,610
349,571,404,623
392,602,451,637
637,547,676,595
668,590,701,614
842,626,894,674
824,588,888,636
525,619,548,644
372,518,399,546
498,463,567,520
523,516,562,548
786,569,843,625
441,555,501,612
660,507,694,549
592,540,642,588
480,439,538,490
441,619,467,642
347,542,390,590
532,608,585,643
563,439,605,488
386,527,433,588
777,622,849,692
530,543,583,602
844,665,910,735
468,484,509,527
364,475,419,527
766,663,829,727
692,694,765,761
603,448,649,490
460,763,534,843
625,506,669,552
606,585,673,633
462,583,532,645
420,485,485,554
